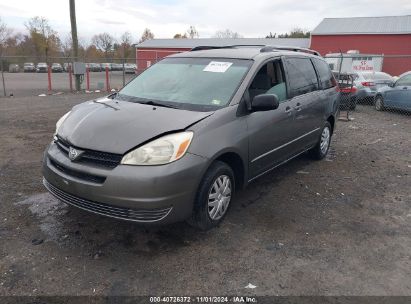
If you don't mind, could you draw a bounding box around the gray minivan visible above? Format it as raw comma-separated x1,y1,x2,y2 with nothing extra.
43,46,339,230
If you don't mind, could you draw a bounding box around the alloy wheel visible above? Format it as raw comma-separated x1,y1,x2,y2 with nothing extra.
208,175,232,221
320,127,330,155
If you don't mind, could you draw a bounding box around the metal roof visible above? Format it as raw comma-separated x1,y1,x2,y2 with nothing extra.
312,15,411,35
136,38,310,49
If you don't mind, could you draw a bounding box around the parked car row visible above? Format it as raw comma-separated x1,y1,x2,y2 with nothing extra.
333,70,410,112
8,62,62,73
98,62,136,72
7,62,137,73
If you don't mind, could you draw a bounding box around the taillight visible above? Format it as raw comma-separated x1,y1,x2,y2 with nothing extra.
337,86,357,93
361,81,375,87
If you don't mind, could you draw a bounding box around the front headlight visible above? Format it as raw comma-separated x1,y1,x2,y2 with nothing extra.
121,131,193,166
55,111,71,134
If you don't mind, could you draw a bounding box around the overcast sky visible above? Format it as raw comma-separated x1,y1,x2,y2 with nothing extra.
1,0,411,43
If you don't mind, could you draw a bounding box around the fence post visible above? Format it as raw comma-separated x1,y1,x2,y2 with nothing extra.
86,66,90,91
1,59,6,97
122,59,125,87
47,65,52,92
68,64,73,92
105,66,110,92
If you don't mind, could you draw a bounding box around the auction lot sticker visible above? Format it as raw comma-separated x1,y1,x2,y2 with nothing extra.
203,61,233,73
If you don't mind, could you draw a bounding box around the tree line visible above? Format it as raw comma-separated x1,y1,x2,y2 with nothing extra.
0,16,310,63
0,16,154,62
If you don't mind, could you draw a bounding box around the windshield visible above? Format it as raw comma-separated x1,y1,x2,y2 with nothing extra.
118,57,252,111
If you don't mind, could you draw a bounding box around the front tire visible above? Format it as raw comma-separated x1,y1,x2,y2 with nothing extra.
309,122,332,160
375,96,385,111
188,161,235,231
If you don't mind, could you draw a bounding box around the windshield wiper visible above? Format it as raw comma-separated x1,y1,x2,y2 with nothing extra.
119,95,179,109
139,100,179,109
92,99,119,111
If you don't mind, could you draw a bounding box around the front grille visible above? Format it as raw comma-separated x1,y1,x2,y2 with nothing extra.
43,178,173,222
55,137,122,168
49,158,106,184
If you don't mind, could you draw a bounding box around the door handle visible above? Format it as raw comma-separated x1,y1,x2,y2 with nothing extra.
294,102,302,111
403,87,408,90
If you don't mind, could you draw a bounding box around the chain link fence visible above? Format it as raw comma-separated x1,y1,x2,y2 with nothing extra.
0,56,138,97
326,54,411,118
0,53,410,117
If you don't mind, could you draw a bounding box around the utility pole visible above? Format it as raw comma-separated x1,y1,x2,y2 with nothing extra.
69,0,81,91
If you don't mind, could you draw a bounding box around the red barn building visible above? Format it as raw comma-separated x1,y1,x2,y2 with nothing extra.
135,38,310,73
310,15,411,76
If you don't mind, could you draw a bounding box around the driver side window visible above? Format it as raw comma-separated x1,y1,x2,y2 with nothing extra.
248,59,288,103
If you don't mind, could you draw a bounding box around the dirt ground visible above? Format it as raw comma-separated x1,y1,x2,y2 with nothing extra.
0,93,410,296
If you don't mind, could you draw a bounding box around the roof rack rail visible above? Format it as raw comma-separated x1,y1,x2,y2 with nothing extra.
190,45,266,51
190,45,321,56
260,46,320,56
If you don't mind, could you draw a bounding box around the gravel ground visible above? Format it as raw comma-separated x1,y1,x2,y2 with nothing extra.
0,94,410,296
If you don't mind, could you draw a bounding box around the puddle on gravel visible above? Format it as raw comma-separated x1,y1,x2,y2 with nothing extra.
15,192,69,242
14,192,200,253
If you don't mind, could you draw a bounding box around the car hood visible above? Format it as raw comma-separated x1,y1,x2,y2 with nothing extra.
57,97,214,154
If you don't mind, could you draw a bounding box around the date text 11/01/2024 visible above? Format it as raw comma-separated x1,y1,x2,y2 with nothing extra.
149,296,257,303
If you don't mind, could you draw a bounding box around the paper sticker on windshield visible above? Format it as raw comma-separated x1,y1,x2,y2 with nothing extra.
203,61,233,73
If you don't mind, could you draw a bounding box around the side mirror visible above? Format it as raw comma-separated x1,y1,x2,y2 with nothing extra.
251,94,280,112
389,82,395,87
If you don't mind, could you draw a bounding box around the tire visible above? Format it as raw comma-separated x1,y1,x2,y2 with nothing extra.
309,122,332,160
188,161,235,231
375,96,385,111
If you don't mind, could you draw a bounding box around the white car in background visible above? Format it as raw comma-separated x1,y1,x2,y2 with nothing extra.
124,63,137,74
353,71,394,103
100,63,112,71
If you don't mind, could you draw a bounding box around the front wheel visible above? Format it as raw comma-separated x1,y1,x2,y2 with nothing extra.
188,161,235,231
375,96,385,111
309,122,332,160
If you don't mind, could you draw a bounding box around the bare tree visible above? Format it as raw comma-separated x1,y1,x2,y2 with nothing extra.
139,28,154,43
186,25,199,39
213,29,243,39
61,34,73,58
0,17,12,57
120,31,132,58
25,16,60,61
62,33,86,59
92,32,115,59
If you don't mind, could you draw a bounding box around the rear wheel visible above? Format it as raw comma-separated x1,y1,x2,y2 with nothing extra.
309,122,332,160
375,96,385,111
188,161,235,230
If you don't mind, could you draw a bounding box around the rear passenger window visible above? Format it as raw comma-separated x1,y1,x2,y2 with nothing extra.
285,58,319,97
313,58,336,89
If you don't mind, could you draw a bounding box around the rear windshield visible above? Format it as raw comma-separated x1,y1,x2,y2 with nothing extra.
119,57,252,111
